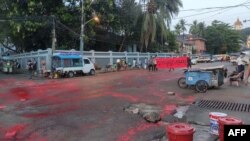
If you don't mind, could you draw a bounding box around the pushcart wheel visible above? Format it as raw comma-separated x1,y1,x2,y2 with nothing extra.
178,77,187,88
195,80,208,93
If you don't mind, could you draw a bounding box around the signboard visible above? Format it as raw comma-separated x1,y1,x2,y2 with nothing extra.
156,57,188,69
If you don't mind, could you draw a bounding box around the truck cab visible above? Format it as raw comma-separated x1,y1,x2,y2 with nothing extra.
52,53,95,77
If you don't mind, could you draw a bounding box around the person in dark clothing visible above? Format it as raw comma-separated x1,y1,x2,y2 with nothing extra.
27,59,33,79
148,56,153,72
152,56,157,71
187,56,192,69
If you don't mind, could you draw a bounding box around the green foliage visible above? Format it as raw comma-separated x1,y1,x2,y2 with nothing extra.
204,20,241,54
0,0,182,53
189,20,206,37
240,27,250,43
140,0,182,51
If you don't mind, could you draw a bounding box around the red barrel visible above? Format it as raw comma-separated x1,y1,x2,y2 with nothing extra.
218,116,243,141
167,123,195,141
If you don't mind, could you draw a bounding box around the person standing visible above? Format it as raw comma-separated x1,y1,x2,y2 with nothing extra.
242,54,250,86
169,56,175,72
148,56,153,72
187,55,192,69
32,58,37,76
237,53,246,81
143,57,148,69
152,56,157,71
132,58,136,68
27,59,33,79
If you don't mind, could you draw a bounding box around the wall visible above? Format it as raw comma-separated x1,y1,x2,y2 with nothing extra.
10,48,175,71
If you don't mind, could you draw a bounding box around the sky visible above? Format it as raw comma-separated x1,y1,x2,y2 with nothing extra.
170,0,250,30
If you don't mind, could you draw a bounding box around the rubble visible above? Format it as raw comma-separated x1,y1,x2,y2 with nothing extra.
167,92,175,95
124,103,162,123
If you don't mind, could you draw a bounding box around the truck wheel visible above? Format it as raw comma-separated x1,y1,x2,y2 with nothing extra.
68,71,74,78
89,69,95,75
195,80,208,93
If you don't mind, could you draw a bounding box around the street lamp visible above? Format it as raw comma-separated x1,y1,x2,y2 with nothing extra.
80,0,99,56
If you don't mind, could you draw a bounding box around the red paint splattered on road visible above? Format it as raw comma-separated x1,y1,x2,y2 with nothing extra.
117,122,159,141
4,124,27,139
26,133,48,141
111,93,138,102
161,105,177,117
0,105,6,110
10,87,30,101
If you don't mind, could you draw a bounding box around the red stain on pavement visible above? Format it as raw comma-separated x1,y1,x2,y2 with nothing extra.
0,105,6,110
22,112,51,118
26,133,48,141
10,87,30,101
117,122,159,141
22,104,81,118
111,93,138,102
162,105,177,116
4,124,27,139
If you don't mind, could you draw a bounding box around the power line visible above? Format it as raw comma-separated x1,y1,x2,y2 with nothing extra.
173,4,250,20
180,1,250,12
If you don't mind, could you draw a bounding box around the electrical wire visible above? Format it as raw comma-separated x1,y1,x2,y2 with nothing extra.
179,1,250,12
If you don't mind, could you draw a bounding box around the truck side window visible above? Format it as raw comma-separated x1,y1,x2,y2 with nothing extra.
73,59,82,67
84,59,90,64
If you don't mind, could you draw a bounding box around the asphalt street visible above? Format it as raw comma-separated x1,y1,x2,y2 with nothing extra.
0,62,249,141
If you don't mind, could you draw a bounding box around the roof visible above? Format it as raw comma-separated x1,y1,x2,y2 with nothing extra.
200,65,225,70
53,53,82,59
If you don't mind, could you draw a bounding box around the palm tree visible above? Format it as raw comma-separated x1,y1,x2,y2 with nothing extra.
189,20,206,38
179,19,186,36
178,19,186,55
189,20,198,37
139,0,182,52
175,23,181,36
197,22,206,37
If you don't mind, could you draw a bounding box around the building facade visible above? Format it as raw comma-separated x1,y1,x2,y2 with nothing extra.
177,35,206,55
247,35,250,48
191,38,206,54
234,18,243,30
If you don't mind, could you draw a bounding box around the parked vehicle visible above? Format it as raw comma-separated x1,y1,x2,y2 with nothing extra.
177,65,225,93
213,54,230,61
191,56,198,65
229,55,238,65
197,56,211,63
0,57,14,73
52,53,95,77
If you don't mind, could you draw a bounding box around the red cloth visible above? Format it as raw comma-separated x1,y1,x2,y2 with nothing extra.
156,57,188,69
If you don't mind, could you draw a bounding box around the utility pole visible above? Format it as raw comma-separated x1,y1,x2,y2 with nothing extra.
80,0,85,56
51,16,56,54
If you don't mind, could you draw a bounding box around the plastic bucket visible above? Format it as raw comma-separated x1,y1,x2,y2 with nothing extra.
209,112,227,135
218,116,243,141
167,123,195,141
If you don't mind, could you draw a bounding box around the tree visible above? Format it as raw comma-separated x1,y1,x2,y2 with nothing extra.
189,20,206,38
174,23,181,35
197,22,206,37
0,0,66,52
204,20,241,54
116,0,141,51
189,20,198,36
140,0,182,52
240,27,250,43
179,19,186,36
